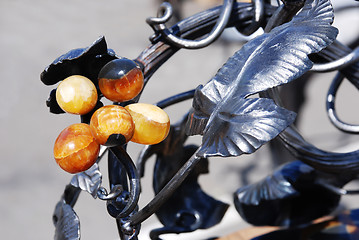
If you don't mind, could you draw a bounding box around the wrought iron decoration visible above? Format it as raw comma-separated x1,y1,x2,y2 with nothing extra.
185,0,337,158
40,0,359,239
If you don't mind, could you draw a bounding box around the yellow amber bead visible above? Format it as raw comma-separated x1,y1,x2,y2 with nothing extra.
54,123,100,174
125,103,170,145
90,105,135,146
56,75,98,115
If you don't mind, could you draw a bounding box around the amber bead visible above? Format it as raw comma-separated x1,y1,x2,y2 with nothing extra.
54,123,100,174
56,75,98,115
90,105,135,146
125,103,170,145
98,58,144,102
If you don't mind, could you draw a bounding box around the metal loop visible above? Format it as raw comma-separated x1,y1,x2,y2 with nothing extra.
146,2,173,25
97,185,123,200
326,73,359,134
311,47,359,72
147,0,234,49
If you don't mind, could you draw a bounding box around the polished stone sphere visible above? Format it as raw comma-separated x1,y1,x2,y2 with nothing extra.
54,123,100,174
56,75,98,115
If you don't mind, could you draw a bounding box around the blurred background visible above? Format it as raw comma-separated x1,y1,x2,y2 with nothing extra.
0,0,358,239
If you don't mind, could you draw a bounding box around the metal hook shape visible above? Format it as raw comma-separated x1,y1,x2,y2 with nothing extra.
311,47,359,72
97,185,123,201
109,146,141,218
147,0,234,49
326,73,359,134
238,0,265,36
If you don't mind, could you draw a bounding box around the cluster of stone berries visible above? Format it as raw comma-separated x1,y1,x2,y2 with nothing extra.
53,58,170,174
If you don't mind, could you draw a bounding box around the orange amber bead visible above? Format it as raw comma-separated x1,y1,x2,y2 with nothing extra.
90,105,135,146
56,75,98,115
98,58,144,102
54,123,100,174
125,103,170,145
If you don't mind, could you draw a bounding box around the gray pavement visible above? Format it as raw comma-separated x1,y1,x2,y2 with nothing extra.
1,0,359,239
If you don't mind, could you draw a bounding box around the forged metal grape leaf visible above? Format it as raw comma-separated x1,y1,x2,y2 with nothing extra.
197,98,296,157
40,36,117,86
186,0,338,158
53,201,80,240
70,163,102,198
234,161,352,226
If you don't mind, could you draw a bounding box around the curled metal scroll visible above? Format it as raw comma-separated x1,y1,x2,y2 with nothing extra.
137,2,276,83
326,73,359,134
314,40,359,90
311,46,359,72
109,146,140,219
146,0,234,49
97,185,123,201
265,88,359,174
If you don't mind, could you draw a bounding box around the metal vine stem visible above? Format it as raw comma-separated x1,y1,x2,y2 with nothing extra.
146,0,234,49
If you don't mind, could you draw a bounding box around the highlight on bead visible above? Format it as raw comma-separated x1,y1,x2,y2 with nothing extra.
54,123,100,174
125,103,170,145
56,75,98,115
90,105,135,146
98,58,144,102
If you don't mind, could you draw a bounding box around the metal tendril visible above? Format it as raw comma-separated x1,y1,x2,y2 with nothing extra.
109,146,141,218
156,89,195,109
97,185,123,200
326,73,359,134
146,0,234,49
311,47,359,72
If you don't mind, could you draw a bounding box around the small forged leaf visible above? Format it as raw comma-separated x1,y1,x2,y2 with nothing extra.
197,98,296,158
53,201,80,240
233,161,352,226
70,163,102,198
235,161,313,206
41,36,117,86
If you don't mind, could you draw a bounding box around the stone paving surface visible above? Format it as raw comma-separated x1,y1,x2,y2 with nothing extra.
0,0,358,239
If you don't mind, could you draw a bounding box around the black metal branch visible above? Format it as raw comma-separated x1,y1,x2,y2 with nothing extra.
128,151,202,226
156,89,195,109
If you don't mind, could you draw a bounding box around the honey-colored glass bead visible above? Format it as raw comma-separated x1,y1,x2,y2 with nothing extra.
54,123,100,174
98,58,144,102
56,75,98,115
90,105,135,146
125,103,170,145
